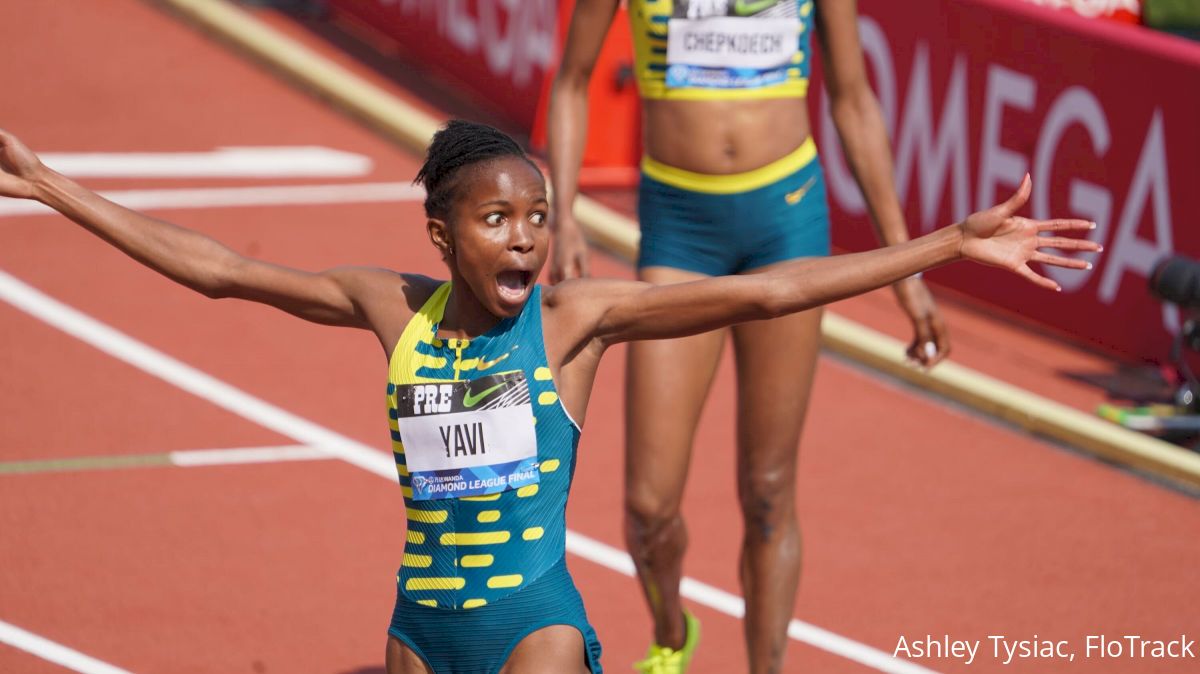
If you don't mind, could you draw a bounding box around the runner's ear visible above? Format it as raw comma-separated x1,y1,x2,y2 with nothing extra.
427,217,453,261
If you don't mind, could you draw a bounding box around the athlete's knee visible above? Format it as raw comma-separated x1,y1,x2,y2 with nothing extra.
625,487,685,542
737,465,797,535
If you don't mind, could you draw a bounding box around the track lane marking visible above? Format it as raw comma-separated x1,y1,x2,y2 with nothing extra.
0,268,939,674
170,444,328,466
0,444,329,474
0,620,136,674
39,147,372,179
0,182,422,218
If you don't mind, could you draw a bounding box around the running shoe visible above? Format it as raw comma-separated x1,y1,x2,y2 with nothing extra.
633,611,700,673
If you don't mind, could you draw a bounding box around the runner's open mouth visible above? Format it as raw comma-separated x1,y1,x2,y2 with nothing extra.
496,270,531,300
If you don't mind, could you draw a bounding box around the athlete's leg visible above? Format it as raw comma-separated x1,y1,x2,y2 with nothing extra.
730,301,823,674
386,635,434,674
625,265,727,649
501,624,591,674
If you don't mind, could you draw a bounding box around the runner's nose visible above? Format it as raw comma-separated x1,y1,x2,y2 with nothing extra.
509,218,535,253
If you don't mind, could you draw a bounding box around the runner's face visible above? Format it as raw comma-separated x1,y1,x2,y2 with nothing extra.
448,157,549,318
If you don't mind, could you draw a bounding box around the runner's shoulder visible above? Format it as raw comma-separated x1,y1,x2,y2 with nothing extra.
541,277,648,322
321,267,442,317
392,272,445,315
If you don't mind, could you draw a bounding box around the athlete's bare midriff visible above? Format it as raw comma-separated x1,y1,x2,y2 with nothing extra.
641,96,812,175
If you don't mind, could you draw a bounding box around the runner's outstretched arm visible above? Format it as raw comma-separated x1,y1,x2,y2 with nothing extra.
0,128,393,329
552,176,1099,346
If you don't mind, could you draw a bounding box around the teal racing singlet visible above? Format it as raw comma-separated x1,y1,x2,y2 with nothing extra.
386,283,582,609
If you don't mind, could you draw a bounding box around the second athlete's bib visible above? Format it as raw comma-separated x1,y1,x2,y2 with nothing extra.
666,1,799,90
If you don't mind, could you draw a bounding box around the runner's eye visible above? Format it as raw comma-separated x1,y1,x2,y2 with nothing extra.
529,212,546,226
485,213,504,226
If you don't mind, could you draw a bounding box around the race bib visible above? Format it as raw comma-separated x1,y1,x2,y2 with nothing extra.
665,5,799,90
395,371,539,501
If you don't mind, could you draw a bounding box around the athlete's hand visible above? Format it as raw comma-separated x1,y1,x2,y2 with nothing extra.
549,211,590,284
894,277,949,367
0,129,49,200
958,174,1100,290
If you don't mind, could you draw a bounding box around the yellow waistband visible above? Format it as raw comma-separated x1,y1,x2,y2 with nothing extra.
638,79,809,102
641,137,817,195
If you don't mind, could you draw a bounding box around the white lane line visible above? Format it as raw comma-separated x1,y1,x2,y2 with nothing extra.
38,147,372,179
0,270,392,478
169,444,329,466
0,182,423,218
0,269,939,674
0,444,329,475
0,619,136,674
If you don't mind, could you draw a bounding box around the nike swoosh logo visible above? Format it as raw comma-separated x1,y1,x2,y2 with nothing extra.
463,382,506,408
733,0,780,16
475,352,511,372
784,176,817,205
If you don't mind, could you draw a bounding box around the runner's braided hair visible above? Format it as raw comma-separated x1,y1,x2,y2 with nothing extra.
414,119,539,220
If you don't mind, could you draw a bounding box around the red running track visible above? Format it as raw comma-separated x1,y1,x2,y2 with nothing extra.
1,2,1198,673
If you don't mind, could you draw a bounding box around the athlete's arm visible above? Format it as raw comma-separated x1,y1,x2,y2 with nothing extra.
550,178,1097,348
545,0,621,283
0,128,401,331
817,0,950,365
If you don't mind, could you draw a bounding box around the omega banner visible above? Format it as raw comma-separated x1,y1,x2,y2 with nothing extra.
324,0,557,129
812,0,1200,360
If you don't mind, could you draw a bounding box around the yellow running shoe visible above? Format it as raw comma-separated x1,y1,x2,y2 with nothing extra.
633,611,700,673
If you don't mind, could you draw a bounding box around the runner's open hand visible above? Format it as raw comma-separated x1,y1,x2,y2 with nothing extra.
959,174,1100,290
894,277,949,367
0,129,47,200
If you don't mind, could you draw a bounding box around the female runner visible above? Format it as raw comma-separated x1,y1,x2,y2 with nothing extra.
0,120,1095,674
548,1,948,670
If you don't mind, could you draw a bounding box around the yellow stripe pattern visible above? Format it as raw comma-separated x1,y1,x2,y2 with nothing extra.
407,508,448,524
487,574,524,589
402,553,432,568
440,531,511,546
460,554,494,568
406,577,466,591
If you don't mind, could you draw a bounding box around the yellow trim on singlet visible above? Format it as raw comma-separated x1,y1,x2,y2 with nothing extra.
388,281,452,385
641,137,816,194
639,78,808,101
